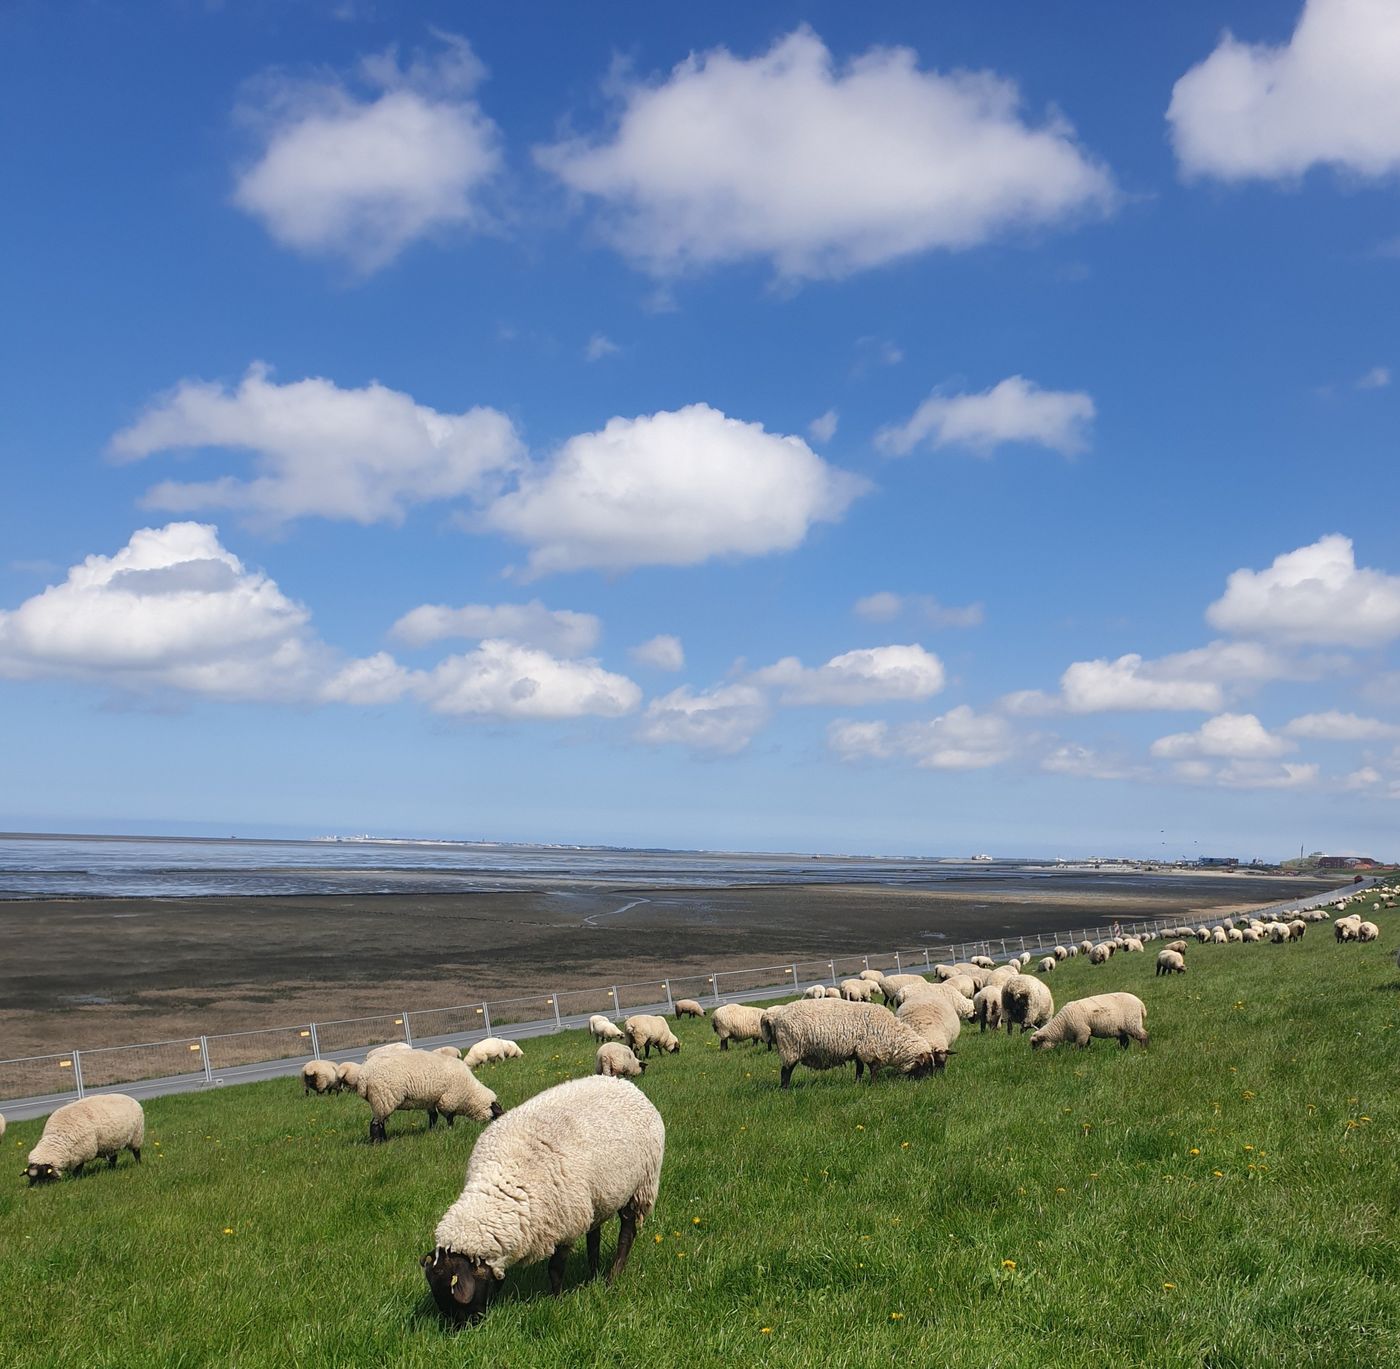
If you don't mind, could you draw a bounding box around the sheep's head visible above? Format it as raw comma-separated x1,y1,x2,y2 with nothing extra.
1029,1030,1055,1052
25,1162,59,1185
905,1050,935,1079
931,1047,955,1072
422,1247,497,1324
666,1040,680,1054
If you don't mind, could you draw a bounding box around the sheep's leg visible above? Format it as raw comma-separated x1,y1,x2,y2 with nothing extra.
369,1117,386,1144
1135,1030,1149,1050
779,1064,794,1089
587,1225,602,1279
71,1161,84,1177
548,1242,572,1296
854,1058,864,1080
607,1202,640,1284
426,1107,439,1130
1118,1032,1131,1049
108,1154,118,1169
445,1113,455,1128
867,1062,881,1083
719,1038,729,1051
131,1147,141,1164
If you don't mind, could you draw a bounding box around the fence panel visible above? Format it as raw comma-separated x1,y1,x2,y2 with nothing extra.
554,986,622,1022
664,973,716,1006
314,1013,407,1056
206,1025,316,1072
714,964,796,1000
0,1053,80,1103
79,1038,203,1089
405,1003,488,1046
482,994,557,1030
611,980,671,1014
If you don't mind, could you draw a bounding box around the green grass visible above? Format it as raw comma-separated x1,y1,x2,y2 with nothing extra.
2,925,1397,1368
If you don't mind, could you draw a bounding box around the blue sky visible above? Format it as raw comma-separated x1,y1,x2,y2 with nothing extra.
3,0,1400,858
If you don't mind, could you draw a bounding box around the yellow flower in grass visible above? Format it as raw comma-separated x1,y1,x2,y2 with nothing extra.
1188,1148,1200,1156
654,1235,663,1244
1213,1170,1224,1177
1001,1259,1017,1271
890,1312,905,1321
222,1228,234,1235
692,1217,702,1226
1162,1282,1176,1290
760,1328,772,1335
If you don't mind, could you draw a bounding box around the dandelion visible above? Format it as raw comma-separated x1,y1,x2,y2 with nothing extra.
654,1235,663,1244
890,1312,905,1321
856,1124,865,1131
1243,1145,1254,1152
1055,1187,1066,1194
692,1217,702,1226
677,1252,686,1259
1002,1259,1017,1271
760,1328,772,1335
901,1141,910,1149
1189,1148,1200,1156
1242,1090,1256,1100
1213,1170,1224,1177
222,1228,234,1235
1163,1282,1176,1290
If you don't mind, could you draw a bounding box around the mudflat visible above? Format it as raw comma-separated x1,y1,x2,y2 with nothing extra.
0,872,1335,1055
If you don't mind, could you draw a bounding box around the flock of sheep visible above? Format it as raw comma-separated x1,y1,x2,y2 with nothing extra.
13,882,1393,1328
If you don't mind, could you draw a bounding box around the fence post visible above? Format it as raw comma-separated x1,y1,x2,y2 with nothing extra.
611,986,620,1018
894,951,902,971
308,1023,321,1058
401,1013,413,1047
200,1035,213,1085
482,1002,492,1035
828,960,837,987
550,995,562,1030
923,949,931,969
862,955,869,971
791,962,799,987
663,979,673,1012
71,1049,85,1099
711,973,722,1006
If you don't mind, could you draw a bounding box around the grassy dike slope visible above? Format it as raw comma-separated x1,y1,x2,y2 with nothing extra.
2,918,1396,1367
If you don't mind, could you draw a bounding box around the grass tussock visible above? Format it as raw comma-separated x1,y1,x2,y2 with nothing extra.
1,919,1397,1368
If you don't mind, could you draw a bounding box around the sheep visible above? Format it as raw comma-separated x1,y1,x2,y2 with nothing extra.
1269,923,1290,944
875,972,931,1003
988,965,1021,986
1156,949,1186,976
302,1059,340,1094
969,955,996,970
1030,993,1149,1052
1357,921,1381,942
1335,917,1361,943
0,1112,5,1142
1241,928,1262,943
1196,927,1211,943
673,999,705,1020
1088,943,1113,965
1122,937,1144,953
464,1038,525,1070
357,1048,501,1142
938,974,979,1002
423,1076,664,1321
895,997,961,1069
1065,944,1079,957
1018,952,1033,967
858,969,885,984
337,1061,361,1091
595,1043,646,1078
589,1015,626,1043
1165,939,1188,955
1078,940,1093,956
824,986,844,998
1210,928,1228,945
839,979,874,1002
432,1046,464,1060
763,1000,934,1088
623,1015,681,1059
972,984,1004,1033
1052,946,1070,961
1037,956,1057,974
803,984,828,999
1227,928,1244,943
902,980,976,1018
25,1094,143,1183
1288,920,1308,941
1001,975,1055,1034
711,1003,770,1050
367,1041,412,1057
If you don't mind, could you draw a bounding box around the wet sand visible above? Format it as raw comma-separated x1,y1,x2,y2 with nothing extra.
0,873,1335,1056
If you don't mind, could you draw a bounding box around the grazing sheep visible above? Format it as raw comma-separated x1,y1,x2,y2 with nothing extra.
1269,923,1290,944
1196,927,1211,943
1156,949,1187,976
1165,940,1188,955
366,1041,412,1058
1052,946,1069,961
1122,938,1144,953
595,1043,646,1078
1357,921,1381,942
988,965,1021,985
1030,993,1149,1052
1227,928,1244,943
1037,956,1057,974
1018,952,1033,967
433,1046,465,1060
859,969,885,984
25,1094,143,1183
1001,975,1055,1034
763,1000,934,1089
1088,943,1112,966
711,1003,770,1050
673,999,705,1020
1241,927,1263,943
824,986,844,998
1210,928,1228,945
972,984,1004,1033
895,997,961,1069
897,981,975,1020
938,974,979,1002
589,1015,626,1043
1335,917,1361,943
302,1059,340,1095
423,1076,664,1322
464,1038,525,1070
337,1061,361,1091
623,1015,681,1059
969,955,996,970
1065,944,1080,958
1078,940,1094,956
804,984,828,999
1288,919,1307,941
357,1048,501,1142
839,979,874,1002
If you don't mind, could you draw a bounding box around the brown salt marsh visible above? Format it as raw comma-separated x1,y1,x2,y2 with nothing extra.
0,872,1336,1056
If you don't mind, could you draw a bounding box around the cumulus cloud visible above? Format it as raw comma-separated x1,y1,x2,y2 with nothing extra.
1168,0,1400,183
808,409,839,444
320,651,415,706
390,600,600,656
1356,365,1391,390
584,334,621,362
629,634,685,671
111,363,522,528
537,27,1114,279
233,34,502,272
1343,765,1383,789
484,403,866,577
876,376,1095,457
637,682,769,753
1206,535,1400,646
754,644,945,706
853,591,984,629
1150,713,1294,761
1213,761,1319,790
1040,743,1138,782
417,640,640,719
829,705,1014,770
1282,709,1400,741
1060,655,1224,714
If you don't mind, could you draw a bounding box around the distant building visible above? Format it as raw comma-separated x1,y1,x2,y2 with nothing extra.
1198,856,1239,868
1319,855,1378,869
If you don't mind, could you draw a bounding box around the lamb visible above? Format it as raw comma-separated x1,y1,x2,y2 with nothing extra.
1357,921,1381,942
895,997,961,1069
337,1061,361,1091
589,1015,626,1043
673,999,705,1019
972,984,1004,1033
1288,919,1307,941
1210,928,1228,945
969,955,996,970
623,1015,681,1058
824,986,844,998
1165,939,1188,955
839,979,874,1002
1156,949,1186,976
711,1003,770,1050
423,1076,664,1322
25,1093,143,1183
763,1000,934,1088
464,1038,525,1070
302,1059,340,1095
595,1043,646,1078
804,984,828,999
1227,928,1244,943
1052,946,1069,961
1078,940,1093,956
1088,943,1113,966
1030,993,1149,1052
1001,975,1055,1034
1241,928,1262,943
357,1047,502,1142
432,1046,464,1059
1037,956,1057,974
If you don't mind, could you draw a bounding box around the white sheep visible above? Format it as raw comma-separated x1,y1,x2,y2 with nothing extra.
972,984,1004,1033
1122,937,1144,953
711,1003,770,1050
1196,927,1211,943
337,1061,361,1091
1037,956,1057,974
1269,923,1290,944
1165,939,1188,955
803,984,828,999
876,972,930,1002
357,1048,501,1142
895,997,961,1069
858,969,885,984
423,1076,664,1321
1288,919,1307,940
1018,952,1033,967
464,1038,525,1069
1078,940,1094,956
763,999,934,1088
1227,928,1244,943
595,1042,646,1078
25,1094,144,1183
302,1059,341,1094
673,999,706,1019
1155,949,1186,976
623,1015,681,1059
432,1046,464,1060
1030,993,1149,1052
589,1015,626,1043
1241,928,1263,943
939,973,979,1001
1088,943,1112,965
1211,928,1228,945
1357,921,1381,942
839,979,874,1002
1052,946,1069,961
969,955,996,970
895,981,975,1020
988,965,1021,986
1001,975,1055,1034
824,986,844,998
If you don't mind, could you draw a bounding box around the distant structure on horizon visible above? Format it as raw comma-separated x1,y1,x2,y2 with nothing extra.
1197,856,1239,868
1318,855,1379,869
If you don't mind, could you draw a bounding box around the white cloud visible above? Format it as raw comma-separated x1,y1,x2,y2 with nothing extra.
1150,713,1294,761
1283,710,1400,741
110,363,522,528
1206,534,1400,645
876,376,1095,457
417,640,640,719
829,705,1014,770
755,644,945,706
320,651,415,706
1344,766,1383,789
1356,365,1391,390
537,26,1114,279
1040,743,1137,782
585,334,621,362
1215,761,1319,790
853,591,983,628
233,34,501,272
808,409,839,444
637,682,769,754
1060,655,1224,714
1168,0,1400,182
630,634,685,671
484,403,866,577
390,600,600,656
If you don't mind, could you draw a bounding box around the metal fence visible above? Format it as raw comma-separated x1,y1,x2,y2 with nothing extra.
0,880,1365,1115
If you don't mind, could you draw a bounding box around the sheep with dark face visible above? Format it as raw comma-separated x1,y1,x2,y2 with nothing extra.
763,1000,934,1089
25,1094,143,1183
